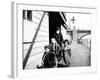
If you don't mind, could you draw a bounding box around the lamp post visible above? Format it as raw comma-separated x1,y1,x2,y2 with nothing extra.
71,16,78,42
72,16,75,24
69,16,75,30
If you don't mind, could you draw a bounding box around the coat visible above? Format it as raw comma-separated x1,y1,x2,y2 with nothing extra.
54,32,63,47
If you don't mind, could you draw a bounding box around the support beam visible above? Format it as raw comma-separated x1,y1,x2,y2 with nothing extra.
79,33,91,40
59,12,68,29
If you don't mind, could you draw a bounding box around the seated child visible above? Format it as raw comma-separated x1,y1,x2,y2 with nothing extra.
37,45,56,68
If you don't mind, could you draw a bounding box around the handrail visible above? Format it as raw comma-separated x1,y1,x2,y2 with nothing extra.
24,46,44,51
33,28,48,33
23,12,46,69
23,40,48,44
34,21,48,29
29,51,44,57
26,57,42,67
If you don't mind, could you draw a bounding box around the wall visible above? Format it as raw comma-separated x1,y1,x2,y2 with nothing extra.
23,11,49,69
0,0,100,80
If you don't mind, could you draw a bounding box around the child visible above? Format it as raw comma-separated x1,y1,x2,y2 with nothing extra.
37,45,56,68
51,38,61,53
51,38,62,61
63,39,71,66
50,38,64,67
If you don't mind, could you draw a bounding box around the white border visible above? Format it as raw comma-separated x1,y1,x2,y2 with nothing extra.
12,1,97,78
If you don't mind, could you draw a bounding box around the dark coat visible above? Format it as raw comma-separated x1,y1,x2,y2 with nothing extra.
43,51,56,68
54,32,63,47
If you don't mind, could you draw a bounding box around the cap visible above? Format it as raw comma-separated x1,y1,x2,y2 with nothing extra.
44,45,51,49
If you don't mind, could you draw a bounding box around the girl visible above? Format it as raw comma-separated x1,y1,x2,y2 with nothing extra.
63,39,71,66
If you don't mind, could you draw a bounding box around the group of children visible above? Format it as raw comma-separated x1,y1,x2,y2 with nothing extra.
37,38,71,68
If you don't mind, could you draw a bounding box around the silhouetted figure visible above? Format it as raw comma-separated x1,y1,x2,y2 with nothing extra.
54,27,63,48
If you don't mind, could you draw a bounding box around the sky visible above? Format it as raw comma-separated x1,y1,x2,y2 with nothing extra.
65,13,91,30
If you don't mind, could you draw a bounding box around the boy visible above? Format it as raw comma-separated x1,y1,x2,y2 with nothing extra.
50,38,62,67
37,45,56,68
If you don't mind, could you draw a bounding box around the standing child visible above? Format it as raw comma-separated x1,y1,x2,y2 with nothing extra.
50,38,62,67
63,39,71,66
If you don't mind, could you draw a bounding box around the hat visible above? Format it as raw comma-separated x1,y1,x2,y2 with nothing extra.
44,45,51,49
56,27,60,31
63,39,69,45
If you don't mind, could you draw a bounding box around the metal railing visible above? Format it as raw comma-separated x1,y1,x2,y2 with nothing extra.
80,39,91,50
